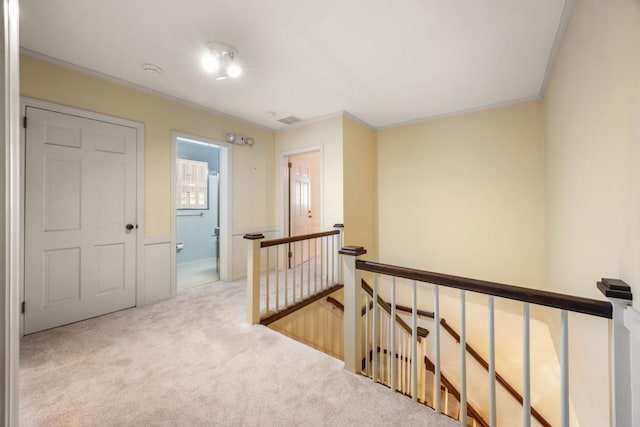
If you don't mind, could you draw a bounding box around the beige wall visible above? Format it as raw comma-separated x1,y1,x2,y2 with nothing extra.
543,0,640,425
275,116,344,231
20,55,276,237
343,116,377,260
377,101,546,289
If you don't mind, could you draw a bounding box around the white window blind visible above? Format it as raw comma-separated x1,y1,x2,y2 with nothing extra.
176,159,209,209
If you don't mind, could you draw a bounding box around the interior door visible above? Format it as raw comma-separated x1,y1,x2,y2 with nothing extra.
289,158,314,264
24,106,137,334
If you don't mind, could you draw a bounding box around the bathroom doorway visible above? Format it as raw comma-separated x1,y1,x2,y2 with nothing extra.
175,137,221,288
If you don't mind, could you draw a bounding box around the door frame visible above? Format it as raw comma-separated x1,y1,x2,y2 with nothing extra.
20,97,146,333
170,132,232,286
4,0,21,423
280,145,323,239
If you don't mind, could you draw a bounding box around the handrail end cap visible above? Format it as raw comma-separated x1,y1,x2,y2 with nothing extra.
339,246,367,256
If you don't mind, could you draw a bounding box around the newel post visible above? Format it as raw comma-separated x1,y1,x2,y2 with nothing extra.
340,245,366,373
597,278,633,427
244,233,265,324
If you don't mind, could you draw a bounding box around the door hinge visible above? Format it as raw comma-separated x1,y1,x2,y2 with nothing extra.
288,162,292,169
23,116,27,129
21,301,25,314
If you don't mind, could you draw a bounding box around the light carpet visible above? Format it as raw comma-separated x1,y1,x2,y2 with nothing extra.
20,279,458,427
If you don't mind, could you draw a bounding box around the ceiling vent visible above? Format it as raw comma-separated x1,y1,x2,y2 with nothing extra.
277,116,304,125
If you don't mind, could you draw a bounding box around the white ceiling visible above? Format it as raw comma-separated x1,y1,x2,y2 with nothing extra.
20,0,568,130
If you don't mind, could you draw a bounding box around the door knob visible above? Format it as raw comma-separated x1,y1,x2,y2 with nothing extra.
126,224,135,231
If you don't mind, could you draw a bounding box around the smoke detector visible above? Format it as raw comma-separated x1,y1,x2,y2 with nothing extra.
142,63,163,75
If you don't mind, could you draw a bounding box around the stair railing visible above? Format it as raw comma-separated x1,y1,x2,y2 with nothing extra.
340,245,634,427
327,284,488,426
391,302,551,427
244,224,343,325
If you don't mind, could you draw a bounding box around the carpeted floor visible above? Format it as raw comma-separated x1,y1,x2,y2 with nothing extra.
20,279,458,426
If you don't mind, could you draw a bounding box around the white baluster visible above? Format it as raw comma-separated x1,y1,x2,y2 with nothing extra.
314,238,318,293
372,274,379,383
324,236,329,289
434,285,441,413
299,242,303,298
331,235,335,285
488,295,497,427
292,242,296,304
265,248,270,314
275,246,279,311
421,338,427,404
523,302,531,427
387,310,391,385
365,292,370,376
284,244,289,309
460,290,467,425
391,277,397,392
307,239,311,297
561,310,569,427
412,280,418,402
400,332,405,392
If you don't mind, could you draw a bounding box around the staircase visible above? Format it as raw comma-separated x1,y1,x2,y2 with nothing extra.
246,229,636,427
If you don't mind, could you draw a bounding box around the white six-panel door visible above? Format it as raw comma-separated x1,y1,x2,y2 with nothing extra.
24,106,137,334
290,158,314,264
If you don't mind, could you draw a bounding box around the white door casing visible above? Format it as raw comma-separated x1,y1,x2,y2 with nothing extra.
24,106,137,334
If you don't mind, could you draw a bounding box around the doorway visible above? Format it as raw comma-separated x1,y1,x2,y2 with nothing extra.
285,150,321,266
175,137,221,288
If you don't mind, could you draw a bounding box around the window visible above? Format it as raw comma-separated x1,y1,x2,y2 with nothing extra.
176,159,209,209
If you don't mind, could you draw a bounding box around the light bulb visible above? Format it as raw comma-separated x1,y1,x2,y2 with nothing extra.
227,62,242,78
201,52,220,73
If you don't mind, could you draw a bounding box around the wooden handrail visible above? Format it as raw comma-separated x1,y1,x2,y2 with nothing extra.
261,229,340,248
395,303,435,319
356,259,612,318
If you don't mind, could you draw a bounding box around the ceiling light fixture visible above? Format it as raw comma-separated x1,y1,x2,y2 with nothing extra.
202,41,242,80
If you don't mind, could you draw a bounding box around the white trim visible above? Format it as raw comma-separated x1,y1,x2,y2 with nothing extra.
135,118,146,306
279,145,325,237
343,111,375,131
19,97,146,314
171,131,233,284
4,0,21,424
539,0,575,97
375,95,541,130
20,48,275,132
144,235,172,245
